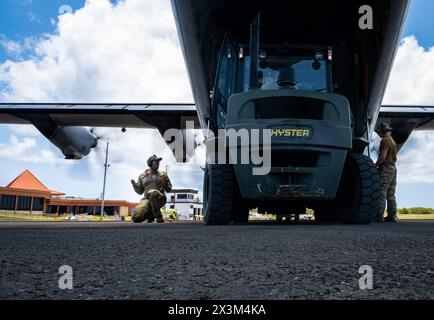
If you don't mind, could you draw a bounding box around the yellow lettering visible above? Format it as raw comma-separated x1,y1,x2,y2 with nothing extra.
271,129,311,137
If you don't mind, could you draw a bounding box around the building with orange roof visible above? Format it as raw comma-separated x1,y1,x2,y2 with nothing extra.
0,170,135,217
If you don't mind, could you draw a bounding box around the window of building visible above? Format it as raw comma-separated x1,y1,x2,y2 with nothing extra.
170,205,175,209
0,195,16,210
58,206,68,214
17,196,31,210
77,206,93,214
87,207,95,215
101,206,119,216
176,193,195,200
32,197,44,211
46,205,57,214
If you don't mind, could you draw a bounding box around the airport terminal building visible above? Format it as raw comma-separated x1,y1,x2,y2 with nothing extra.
164,188,203,220
0,170,135,218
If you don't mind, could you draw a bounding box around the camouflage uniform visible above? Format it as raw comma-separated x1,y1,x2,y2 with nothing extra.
378,135,398,221
379,164,397,219
132,170,172,223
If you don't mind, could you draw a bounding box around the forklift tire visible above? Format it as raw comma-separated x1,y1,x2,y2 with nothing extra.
335,153,380,224
232,174,249,224
203,164,234,225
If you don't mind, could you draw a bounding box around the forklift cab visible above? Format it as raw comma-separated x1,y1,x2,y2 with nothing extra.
212,33,335,130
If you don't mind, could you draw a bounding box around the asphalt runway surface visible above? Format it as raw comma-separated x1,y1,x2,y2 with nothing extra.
0,220,433,300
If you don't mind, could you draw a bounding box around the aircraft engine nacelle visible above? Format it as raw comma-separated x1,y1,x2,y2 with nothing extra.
34,124,98,160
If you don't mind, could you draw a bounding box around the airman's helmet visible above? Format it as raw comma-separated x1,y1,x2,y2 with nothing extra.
147,155,162,168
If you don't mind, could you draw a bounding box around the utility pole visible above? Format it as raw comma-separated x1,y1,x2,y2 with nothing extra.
100,139,110,219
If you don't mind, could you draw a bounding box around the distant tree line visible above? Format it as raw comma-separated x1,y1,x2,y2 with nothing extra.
398,208,434,215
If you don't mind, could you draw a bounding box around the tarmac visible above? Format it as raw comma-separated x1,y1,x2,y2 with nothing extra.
0,220,433,300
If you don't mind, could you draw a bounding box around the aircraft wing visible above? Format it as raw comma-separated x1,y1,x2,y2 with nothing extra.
378,105,434,150
0,103,199,132
0,103,200,160
379,105,434,130
1,103,433,160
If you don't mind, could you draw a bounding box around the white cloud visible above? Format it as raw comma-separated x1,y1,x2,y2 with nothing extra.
384,36,434,105
0,0,200,199
27,11,41,24
0,36,23,58
396,132,434,183
0,0,192,102
84,127,204,201
0,135,36,156
384,36,434,184
7,124,41,136
0,134,67,165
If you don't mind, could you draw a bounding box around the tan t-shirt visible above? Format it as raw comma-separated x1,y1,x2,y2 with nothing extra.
380,136,397,166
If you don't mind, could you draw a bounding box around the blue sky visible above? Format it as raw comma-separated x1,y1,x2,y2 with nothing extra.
0,0,433,208
403,0,434,48
0,0,83,61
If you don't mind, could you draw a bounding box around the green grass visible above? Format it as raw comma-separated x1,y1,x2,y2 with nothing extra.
0,212,114,222
397,214,434,220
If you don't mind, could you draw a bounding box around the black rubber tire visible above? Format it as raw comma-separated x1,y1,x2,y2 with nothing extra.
232,173,249,224
203,164,234,225
335,153,380,224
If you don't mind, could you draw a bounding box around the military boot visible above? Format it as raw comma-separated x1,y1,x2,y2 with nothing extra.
385,215,397,223
145,212,155,223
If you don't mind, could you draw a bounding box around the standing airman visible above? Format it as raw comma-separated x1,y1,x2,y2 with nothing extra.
375,123,398,223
